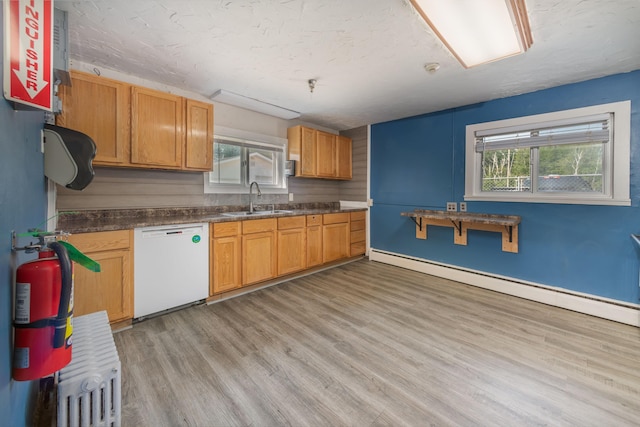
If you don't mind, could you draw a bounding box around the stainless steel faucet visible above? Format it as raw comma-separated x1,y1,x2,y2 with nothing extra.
249,181,262,213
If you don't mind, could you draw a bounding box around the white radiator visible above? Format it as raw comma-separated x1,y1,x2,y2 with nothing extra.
57,311,121,427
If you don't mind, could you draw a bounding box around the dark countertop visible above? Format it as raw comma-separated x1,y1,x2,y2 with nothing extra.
401,209,520,226
57,202,367,233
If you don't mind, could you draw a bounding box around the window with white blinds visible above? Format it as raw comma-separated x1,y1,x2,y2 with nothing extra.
474,114,611,152
464,101,631,205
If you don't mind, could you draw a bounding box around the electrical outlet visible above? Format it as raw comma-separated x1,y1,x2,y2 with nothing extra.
288,193,294,202
446,202,457,212
459,202,467,212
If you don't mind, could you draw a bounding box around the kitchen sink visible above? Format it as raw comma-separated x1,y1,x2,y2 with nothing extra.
221,210,293,217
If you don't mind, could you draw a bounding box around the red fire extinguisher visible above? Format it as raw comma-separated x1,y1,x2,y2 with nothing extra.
13,241,73,381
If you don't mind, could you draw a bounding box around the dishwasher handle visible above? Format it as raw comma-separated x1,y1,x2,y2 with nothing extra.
138,224,205,239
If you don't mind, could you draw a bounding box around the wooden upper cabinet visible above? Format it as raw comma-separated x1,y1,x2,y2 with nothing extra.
58,70,214,171
336,135,352,179
57,71,130,166
288,125,317,177
184,99,214,171
131,87,184,169
317,131,336,178
287,125,351,180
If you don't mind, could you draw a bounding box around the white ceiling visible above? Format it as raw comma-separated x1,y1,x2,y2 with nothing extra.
54,0,640,131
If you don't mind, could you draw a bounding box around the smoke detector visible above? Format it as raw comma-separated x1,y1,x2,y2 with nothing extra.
424,63,440,74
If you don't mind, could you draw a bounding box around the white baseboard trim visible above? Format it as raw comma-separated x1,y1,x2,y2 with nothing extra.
369,248,640,327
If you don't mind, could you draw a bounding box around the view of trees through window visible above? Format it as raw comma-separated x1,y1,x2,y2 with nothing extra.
482,142,603,193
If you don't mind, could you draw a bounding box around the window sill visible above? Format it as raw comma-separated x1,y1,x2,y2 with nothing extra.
464,194,631,206
203,184,288,195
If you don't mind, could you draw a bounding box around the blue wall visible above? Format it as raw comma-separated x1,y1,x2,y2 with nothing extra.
0,6,47,424
371,71,640,304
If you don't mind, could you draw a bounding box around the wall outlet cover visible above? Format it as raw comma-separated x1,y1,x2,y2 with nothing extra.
460,202,467,212
288,193,294,201
447,202,457,212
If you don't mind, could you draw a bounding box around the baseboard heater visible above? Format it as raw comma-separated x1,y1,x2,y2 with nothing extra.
58,311,121,427
369,248,640,327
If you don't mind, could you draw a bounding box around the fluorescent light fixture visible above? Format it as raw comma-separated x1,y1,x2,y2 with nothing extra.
210,89,300,120
410,0,533,68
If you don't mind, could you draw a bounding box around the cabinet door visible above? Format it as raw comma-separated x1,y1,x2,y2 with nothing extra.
131,87,184,168
306,225,323,268
185,99,214,171
336,135,352,180
277,228,306,276
57,71,130,165
299,127,317,177
211,235,242,294
242,231,276,285
322,222,350,263
317,131,336,177
73,249,133,323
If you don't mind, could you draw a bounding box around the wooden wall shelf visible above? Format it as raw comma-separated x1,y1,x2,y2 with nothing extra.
401,209,521,253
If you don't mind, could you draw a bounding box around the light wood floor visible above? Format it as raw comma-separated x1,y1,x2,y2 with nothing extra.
114,259,640,426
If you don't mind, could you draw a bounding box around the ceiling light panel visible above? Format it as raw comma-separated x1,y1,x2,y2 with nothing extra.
411,0,533,68
210,90,300,120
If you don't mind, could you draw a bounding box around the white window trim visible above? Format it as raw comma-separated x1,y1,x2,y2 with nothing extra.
464,101,631,206
203,125,289,194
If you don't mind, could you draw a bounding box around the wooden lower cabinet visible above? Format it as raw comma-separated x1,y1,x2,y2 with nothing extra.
322,213,350,263
242,219,277,286
277,216,306,276
210,222,242,295
65,230,133,324
209,211,366,295
350,211,366,256
306,214,323,268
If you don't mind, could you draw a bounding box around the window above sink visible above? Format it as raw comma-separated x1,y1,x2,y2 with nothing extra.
204,126,288,195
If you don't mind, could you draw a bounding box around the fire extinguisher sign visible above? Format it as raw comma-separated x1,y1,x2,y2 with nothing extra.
3,0,53,111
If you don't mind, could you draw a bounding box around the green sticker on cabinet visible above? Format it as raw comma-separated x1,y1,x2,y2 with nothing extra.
192,235,201,243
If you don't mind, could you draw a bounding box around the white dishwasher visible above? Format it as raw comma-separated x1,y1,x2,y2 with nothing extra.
134,223,209,318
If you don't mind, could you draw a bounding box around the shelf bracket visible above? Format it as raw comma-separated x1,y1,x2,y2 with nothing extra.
450,220,463,236
410,216,423,231
505,225,513,243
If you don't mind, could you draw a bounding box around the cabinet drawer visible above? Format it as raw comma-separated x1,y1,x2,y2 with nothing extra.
212,221,241,238
350,220,365,232
350,229,365,244
350,211,366,221
323,212,349,225
66,229,131,252
306,214,322,226
278,216,306,230
243,218,277,234
351,241,366,257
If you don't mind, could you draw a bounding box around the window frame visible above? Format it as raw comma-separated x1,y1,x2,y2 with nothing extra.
464,101,631,206
203,126,288,194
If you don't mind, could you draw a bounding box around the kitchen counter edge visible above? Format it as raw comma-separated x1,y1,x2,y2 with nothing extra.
57,208,368,234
